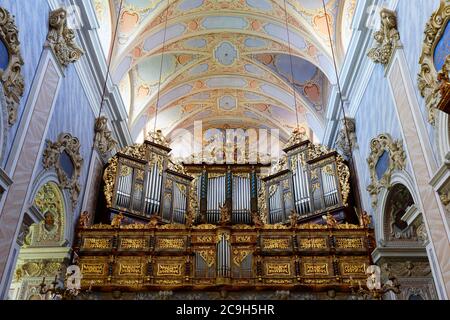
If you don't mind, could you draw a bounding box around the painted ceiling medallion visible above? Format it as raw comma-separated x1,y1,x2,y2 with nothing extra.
214,41,238,66
218,95,237,111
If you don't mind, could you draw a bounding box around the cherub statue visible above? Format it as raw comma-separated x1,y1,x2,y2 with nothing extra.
251,211,264,228
111,212,124,228
148,130,169,147
148,215,160,227
185,209,195,228
289,210,300,228
284,126,307,148
219,203,231,225
359,211,372,228
77,211,90,228
322,213,337,228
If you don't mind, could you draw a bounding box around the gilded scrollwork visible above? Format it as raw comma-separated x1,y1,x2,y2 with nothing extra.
367,8,401,66
28,182,65,246
284,127,308,149
0,7,25,125
418,1,450,125
46,8,84,68
366,134,406,208
42,133,83,207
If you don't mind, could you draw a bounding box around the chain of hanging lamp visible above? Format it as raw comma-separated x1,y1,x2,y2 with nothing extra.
282,0,321,294
282,0,302,130
320,0,363,217
152,0,171,135
79,0,124,216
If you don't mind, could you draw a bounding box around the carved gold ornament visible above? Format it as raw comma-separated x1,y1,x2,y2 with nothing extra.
0,7,24,125
46,8,84,68
42,133,83,207
309,144,351,206
103,142,157,207
28,182,65,246
367,8,401,66
198,249,215,267
418,1,450,125
366,134,406,208
232,249,252,266
284,127,308,149
94,116,117,156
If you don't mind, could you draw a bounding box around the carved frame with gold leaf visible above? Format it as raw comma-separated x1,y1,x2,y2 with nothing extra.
42,133,83,207
366,134,406,208
0,7,24,125
418,1,450,125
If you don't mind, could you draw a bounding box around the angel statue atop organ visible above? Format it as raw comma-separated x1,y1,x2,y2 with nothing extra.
289,210,300,228
284,126,307,148
359,211,372,228
322,213,337,228
148,130,169,147
111,212,124,228
251,211,264,228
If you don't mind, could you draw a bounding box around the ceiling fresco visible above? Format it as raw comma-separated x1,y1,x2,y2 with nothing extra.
93,0,356,146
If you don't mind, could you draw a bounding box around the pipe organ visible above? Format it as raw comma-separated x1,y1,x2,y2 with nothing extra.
78,132,372,297
264,139,350,225
232,175,251,224
206,174,226,223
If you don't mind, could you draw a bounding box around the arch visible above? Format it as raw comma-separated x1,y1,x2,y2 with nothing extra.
28,169,74,245
375,170,420,244
435,111,450,164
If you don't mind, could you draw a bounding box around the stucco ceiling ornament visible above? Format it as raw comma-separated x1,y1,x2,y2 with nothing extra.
366,134,406,208
42,133,83,207
46,8,84,68
94,116,117,156
367,8,401,66
0,7,25,125
418,1,450,125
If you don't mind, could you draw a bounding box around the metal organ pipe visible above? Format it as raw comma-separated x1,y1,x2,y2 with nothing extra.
207,176,225,223
232,176,251,224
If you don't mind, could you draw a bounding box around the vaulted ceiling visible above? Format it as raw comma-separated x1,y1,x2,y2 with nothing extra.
94,0,356,145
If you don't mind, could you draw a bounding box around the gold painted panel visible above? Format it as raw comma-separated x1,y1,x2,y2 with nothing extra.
341,262,366,275
120,238,147,249
299,238,327,249
265,263,291,276
156,238,185,249
304,263,329,275
83,237,111,249
335,237,364,249
157,264,182,276
81,263,105,275
119,263,143,276
262,238,290,250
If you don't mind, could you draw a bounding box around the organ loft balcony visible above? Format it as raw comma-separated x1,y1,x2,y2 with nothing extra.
74,130,373,293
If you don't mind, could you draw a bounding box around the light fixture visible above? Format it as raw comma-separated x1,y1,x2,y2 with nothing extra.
350,265,401,300
38,265,92,300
